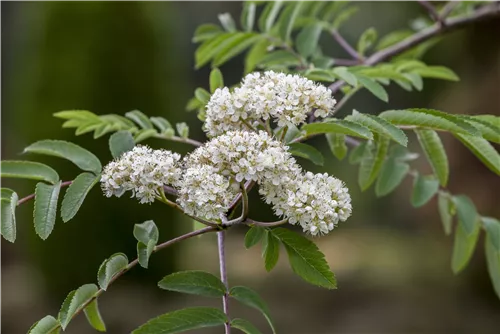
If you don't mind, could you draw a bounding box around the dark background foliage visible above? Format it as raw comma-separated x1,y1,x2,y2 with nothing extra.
2,2,500,333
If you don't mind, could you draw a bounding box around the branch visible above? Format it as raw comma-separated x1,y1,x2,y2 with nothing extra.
418,1,444,26
217,230,231,334
246,218,289,227
17,180,73,206
330,29,362,61
328,2,500,92
52,226,218,332
154,133,203,147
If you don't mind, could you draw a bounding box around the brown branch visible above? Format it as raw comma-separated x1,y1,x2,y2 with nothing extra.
17,180,73,206
418,1,444,26
330,29,362,61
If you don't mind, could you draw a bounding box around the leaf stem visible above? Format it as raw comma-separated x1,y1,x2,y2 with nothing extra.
17,180,73,206
246,218,289,227
217,230,231,334
330,28,362,61
154,133,203,147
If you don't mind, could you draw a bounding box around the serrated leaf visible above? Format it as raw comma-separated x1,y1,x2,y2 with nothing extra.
303,119,373,140
288,143,324,166
137,240,156,269
34,181,62,240
415,129,449,186
132,307,227,334
28,315,61,334
452,195,478,236
263,231,280,272
272,228,337,289
134,129,158,143
209,68,224,93
411,174,439,207
134,220,159,245
1,189,18,243
109,131,135,158
296,23,322,58
483,217,500,299
59,284,98,330
346,112,407,146
245,226,266,249
192,24,223,43
24,140,102,174
150,117,173,133
241,2,256,32
357,27,377,56
332,67,357,86
212,33,261,67
97,253,128,290
461,116,500,143
437,192,454,236
61,172,99,222
244,38,270,73
474,115,500,129
411,66,459,81
257,50,301,68
231,318,262,334
158,270,226,297
451,219,480,274
84,299,106,332
93,123,113,139
125,110,154,129
380,108,480,136
356,75,388,102
326,133,348,160
279,1,304,42
303,68,337,82
455,133,500,176
348,141,369,165
195,32,236,69
230,286,276,334
404,72,423,91
1,161,59,184
375,157,409,197
358,136,389,191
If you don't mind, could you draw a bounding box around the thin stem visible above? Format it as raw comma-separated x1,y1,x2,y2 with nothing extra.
246,218,289,227
279,125,289,142
330,29,362,61
224,182,250,226
217,231,231,334
440,2,458,20
418,1,444,25
227,180,255,215
154,134,203,147
242,119,258,132
51,226,218,332
17,180,73,206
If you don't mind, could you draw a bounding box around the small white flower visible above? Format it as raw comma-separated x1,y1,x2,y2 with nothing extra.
101,145,182,204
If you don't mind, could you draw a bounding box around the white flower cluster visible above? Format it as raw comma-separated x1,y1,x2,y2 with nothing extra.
260,172,352,236
204,71,337,137
101,146,182,204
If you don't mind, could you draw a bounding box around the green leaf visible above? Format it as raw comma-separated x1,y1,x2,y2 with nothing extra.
61,172,99,222
332,5,359,29
279,1,304,42
1,161,59,184
212,33,261,67
218,12,236,32
125,110,154,129
455,133,500,176
259,1,283,33
263,231,280,272
241,2,256,32
348,142,369,165
150,117,173,133
404,72,423,91
245,226,266,249
376,30,413,51
451,219,480,274
474,115,500,129
231,318,262,334
24,140,102,174
358,136,389,191
452,195,478,236
137,240,156,269
357,27,377,56
195,32,236,69
326,133,348,160
302,119,373,140
303,69,337,82
288,143,324,166
209,68,224,93
132,307,227,334
194,87,211,105
28,315,61,334
54,110,100,121
411,174,439,207
230,286,276,333
134,220,159,244
59,284,98,330
34,181,62,240
379,108,480,136
176,122,190,139
97,253,128,291
158,270,227,297
93,123,113,139
296,23,322,58
1,189,18,243
411,66,459,81
332,67,357,86
356,75,388,102
272,228,337,289
109,131,135,158
244,38,270,73
83,299,106,332
192,24,222,43
415,129,449,186
375,156,409,197
345,111,407,146
461,116,500,144
483,217,500,299
133,129,158,143
437,192,454,236
257,50,301,69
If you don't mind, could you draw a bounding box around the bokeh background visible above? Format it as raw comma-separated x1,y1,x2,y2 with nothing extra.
2,2,500,333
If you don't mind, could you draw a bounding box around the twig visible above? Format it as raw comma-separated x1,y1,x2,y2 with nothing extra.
440,2,459,20
17,180,73,206
217,231,231,334
418,1,444,26
51,226,218,332
330,29,362,61
246,218,289,227
154,134,203,147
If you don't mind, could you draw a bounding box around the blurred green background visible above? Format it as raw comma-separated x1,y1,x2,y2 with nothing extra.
2,2,500,333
